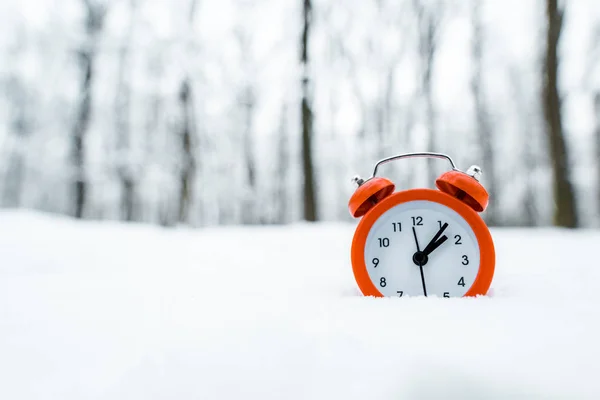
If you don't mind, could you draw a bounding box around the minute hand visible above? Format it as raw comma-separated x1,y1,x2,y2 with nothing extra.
422,222,449,256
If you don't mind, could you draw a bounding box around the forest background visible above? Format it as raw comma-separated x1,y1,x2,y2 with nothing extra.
1,0,599,228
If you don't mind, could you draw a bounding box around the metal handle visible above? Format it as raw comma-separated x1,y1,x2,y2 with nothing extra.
371,152,458,178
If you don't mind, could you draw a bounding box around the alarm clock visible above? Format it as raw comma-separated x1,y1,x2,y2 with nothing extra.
348,152,495,298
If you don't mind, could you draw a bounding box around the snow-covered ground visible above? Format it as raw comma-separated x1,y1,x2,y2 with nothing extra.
1,210,599,399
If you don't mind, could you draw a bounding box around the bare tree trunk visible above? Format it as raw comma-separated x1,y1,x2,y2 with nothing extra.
509,66,538,226
413,0,441,186
145,55,166,225
470,0,498,225
382,67,395,158
595,93,600,222
276,103,289,224
301,0,317,221
3,76,31,207
3,153,24,207
177,0,198,225
72,53,91,219
424,66,436,186
521,106,540,227
234,28,257,224
178,79,196,224
115,0,136,221
543,0,578,227
242,85,256,224
72,0,106,219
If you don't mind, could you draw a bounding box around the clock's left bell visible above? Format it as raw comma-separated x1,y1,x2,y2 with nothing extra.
348,177,395,218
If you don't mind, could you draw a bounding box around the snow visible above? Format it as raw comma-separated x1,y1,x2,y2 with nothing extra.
1,210,599,399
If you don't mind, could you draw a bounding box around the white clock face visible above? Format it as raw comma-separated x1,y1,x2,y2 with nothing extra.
364,200,480,297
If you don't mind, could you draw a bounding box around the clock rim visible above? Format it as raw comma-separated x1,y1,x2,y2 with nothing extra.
350,188,495,298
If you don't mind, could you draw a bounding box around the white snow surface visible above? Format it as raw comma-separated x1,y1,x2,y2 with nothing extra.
1,210,600,399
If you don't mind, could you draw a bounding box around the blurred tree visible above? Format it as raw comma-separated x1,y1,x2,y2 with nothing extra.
72,0,107,218
590,25,600,225
177,0,199,224
509,66,539,227
595,93,600,219
470,0,498,225
542,0,578,227
235,28,258,224
177,80,196,224
301,0,317,221
413,0,443,186
276,102,289,224
3,34,33,208
115,0,137,221
374,1,411,165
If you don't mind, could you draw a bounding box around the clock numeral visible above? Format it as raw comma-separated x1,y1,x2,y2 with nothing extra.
455,235,462,245
392,222,402,232
380,277,387,287
396,291,403,297
443,292,450,298
378,238,390,247
458,277,465,287
462,255,469,265
412,216,423,226
372,258,379,268
438,220,444,229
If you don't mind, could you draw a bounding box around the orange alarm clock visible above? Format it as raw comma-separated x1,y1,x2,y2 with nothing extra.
348,152,495,298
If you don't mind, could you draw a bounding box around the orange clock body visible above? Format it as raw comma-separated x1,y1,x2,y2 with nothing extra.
351,188,495,297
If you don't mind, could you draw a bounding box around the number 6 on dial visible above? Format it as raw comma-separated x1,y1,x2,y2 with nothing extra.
348,152,495,298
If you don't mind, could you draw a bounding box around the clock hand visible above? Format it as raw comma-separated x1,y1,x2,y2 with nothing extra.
418,264,428,297
422,222,449,256
423,235,448,256
412,227,421,252
412,227,428,296
411,223,447,293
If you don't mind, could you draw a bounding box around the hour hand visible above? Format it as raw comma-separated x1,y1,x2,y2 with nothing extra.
423,234,448,256
422,223,449,256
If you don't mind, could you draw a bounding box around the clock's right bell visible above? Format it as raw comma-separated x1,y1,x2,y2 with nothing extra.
435,166,489,213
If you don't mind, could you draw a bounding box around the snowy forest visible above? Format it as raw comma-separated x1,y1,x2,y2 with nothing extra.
0,0,599,228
